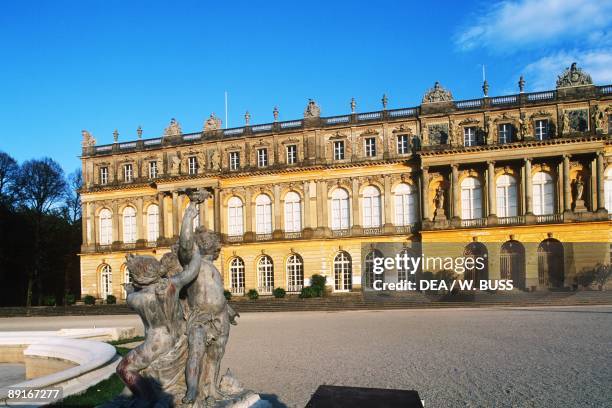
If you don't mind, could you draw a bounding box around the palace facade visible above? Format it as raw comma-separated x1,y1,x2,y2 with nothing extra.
79,63,612,301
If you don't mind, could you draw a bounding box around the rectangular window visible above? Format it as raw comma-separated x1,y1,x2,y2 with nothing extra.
257,148,268,167
286,145,297,164
100,167,108,185
535,120,549,140
188,157,198,175
148,161,157,179
124,164,133,182
229,151,240,170
464,127,477,147
498,124,513,144
364,137,376,157
397,135,410,154
333,140,345,160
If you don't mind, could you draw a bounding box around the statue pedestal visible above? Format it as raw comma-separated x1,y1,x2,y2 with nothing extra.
206,390,271,408
433,209,447,222
573,200,587,213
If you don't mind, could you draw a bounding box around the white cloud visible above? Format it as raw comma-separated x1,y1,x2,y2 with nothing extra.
456,0,612,52
521,49,612,90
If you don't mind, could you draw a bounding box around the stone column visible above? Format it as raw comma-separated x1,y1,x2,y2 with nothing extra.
172,192,179,237
245,188,253,238
563,155,572,213
157,193,165,239
524,158,533,215
351,178,361,231
321,181,329,230
383,175,393,228
214,187,221,233
596,152,606,211
81,203,88,244
487,161,496,218
303,181,310,229
421,167,429,221
89,202,97,245
273,184,282,238
136,197,144,241
201,196,208,229
451,164,460,219
112,201,120,243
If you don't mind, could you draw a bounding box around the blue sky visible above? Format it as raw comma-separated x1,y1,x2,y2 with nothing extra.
1,0,611,174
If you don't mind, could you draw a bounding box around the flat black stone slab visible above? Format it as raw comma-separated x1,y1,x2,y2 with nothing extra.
305,385,424,408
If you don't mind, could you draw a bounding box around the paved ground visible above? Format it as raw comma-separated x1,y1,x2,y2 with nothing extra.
0,363,25,388
1,306,610,407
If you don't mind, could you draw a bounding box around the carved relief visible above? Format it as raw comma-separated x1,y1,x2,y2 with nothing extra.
163,118,182,137
303,99,321,118
556,62,592,88
203,113,222,131
81,130,96,147
422,82,453,103
427,123,450,145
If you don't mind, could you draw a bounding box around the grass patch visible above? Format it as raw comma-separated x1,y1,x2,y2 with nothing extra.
50,337,143,406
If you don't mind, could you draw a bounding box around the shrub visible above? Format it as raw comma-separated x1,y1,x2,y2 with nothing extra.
42,295,56,307
83,295,96,305
65,293,76,305
299,286,316,298
224,290,232,301
106,294,117,304
593,264,612,290
575,267,596,288
273,287,286,298
246,289,259,300
310,274,327,297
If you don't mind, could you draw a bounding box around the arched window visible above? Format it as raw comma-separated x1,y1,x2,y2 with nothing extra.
286,254,304,292
496,174,518,217
604,167,612,213
284,192,301,232
147,204,159,242
229,257,245,295
331,188,350,230
228,197,244,236
364,249,384,289
122,265,131,299
257,256,274,294
333,251,352,291
100,264,112,299
461,177,483,219
122,206,137,243
394,183,417,226
362,186,381,228
99,209,112,245
397,248,418,283
255,194,272,235
533,172,554,215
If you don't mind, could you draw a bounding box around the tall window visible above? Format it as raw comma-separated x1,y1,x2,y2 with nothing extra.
100,167,109,185
123,206,137,243
498,124,513,144
229,258,245,295
362,186,381,228
496,174,518,217
257,256,274,294
286,254,304,292
364,137,376,157
147,204,159,242
124,164,133,182
334,251,352,291
229,151,240,170
605,167,612,213
286,145,297,164
364,249,384,288
284,191,301,232
228,197,244,236
100,264,112,299
397,134,410,154
533,172,554,215
331,188,350,230
255,194,272,234
99,209,112,245
188,157,198,175
333,140,345,160
464,127,477,147
461,177,483,219
257,148,268,167
394,183,417,226
148,161,158,179
535,119,549,140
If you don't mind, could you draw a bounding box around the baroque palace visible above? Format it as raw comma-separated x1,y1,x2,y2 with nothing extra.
79,63,612,301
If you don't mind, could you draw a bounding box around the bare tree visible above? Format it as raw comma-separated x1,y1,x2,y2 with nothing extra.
63,169,82,225
13,158,67,307
0,151,18,202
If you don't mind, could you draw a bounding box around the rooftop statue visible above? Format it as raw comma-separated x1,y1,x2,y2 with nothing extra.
556,62,592,88
81,130,96,147
422,82,453,103
164,118,183,137
204,113,222,131
109,188,257,408
304,99,321,118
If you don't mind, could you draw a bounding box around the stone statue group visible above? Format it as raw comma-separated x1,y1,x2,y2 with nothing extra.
111,189,244,408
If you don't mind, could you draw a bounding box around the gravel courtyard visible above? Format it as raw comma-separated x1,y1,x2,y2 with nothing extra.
1,306,610,407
